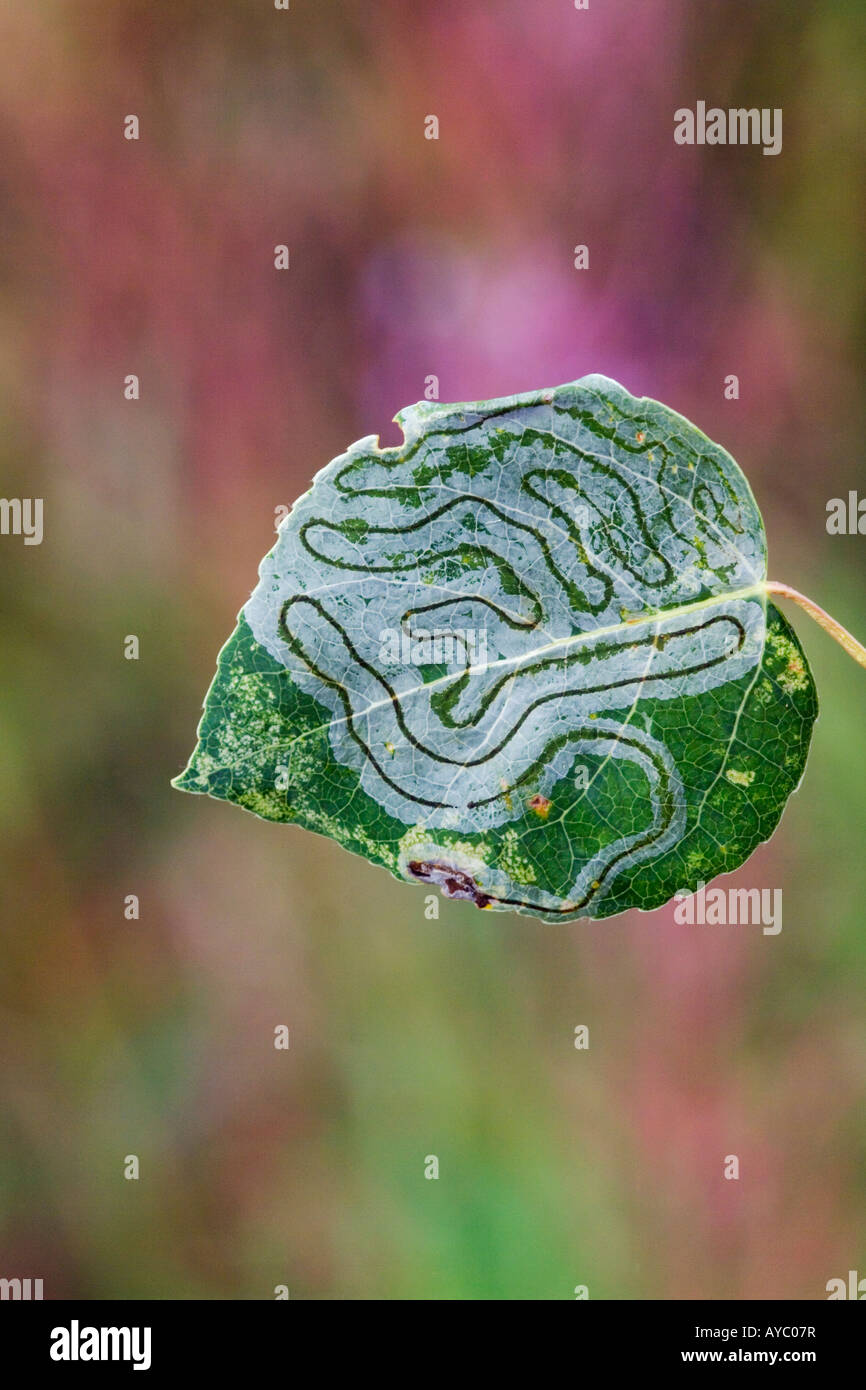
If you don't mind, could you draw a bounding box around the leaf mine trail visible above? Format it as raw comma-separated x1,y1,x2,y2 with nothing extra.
175,376,834,922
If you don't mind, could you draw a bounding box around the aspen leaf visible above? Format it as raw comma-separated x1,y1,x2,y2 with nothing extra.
174,376,823,921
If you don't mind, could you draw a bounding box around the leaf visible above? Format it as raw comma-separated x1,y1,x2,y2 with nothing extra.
173,375,817,921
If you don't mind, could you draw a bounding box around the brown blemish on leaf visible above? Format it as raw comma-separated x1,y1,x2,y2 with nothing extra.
528,793,552,818
407,860,491,908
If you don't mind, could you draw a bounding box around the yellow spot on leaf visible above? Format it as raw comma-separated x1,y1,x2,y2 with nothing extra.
725,768,755,788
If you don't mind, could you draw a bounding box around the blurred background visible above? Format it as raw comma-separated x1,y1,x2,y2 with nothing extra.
1,0,864,1299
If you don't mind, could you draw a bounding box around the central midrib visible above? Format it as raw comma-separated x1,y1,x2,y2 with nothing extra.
276,580,770,744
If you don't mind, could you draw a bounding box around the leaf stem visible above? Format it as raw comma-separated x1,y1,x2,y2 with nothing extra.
765,581,866,671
